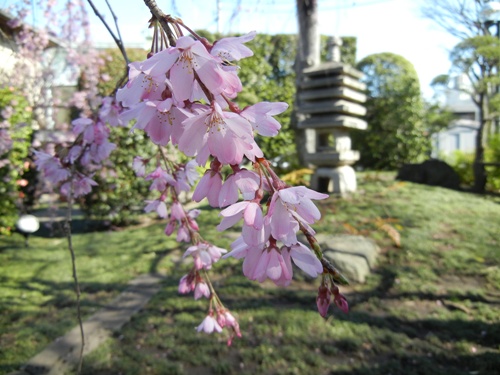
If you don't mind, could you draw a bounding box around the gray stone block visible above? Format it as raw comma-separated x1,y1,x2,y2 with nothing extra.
300,75,366,91
298,100,367,116
303,62,364,80
299,87,366,103
304,150,360,166
317,234,380,283
298,114,367,130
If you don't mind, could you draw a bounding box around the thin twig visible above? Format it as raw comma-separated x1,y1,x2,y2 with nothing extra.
86,0,129,65
105,0,128,63
65,168,85,374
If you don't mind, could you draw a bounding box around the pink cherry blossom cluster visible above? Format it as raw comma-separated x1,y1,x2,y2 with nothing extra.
130,147,242,344
34,97,120,197
117,11,350,345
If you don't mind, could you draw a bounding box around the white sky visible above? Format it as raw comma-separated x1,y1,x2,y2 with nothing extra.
86,0,459,99
1,0,460,99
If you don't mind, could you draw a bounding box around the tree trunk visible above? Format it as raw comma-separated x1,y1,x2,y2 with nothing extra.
296,0,320,72
294,0,320,166
473,94,487,192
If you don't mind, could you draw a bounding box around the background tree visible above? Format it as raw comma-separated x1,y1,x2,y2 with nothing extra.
354,52,428,170
0,88,33,234
422,0,500,192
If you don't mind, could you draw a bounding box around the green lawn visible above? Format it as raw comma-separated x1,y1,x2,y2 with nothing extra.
1,173,499,375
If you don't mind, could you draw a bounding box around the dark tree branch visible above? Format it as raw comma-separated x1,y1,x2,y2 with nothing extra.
86,0,129,66
105,0,129,64
143,0,176,46
421,0,488,40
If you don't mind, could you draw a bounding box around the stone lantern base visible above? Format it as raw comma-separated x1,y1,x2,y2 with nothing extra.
310,165,357,195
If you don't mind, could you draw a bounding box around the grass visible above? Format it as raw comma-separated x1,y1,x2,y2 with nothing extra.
1,172,499,375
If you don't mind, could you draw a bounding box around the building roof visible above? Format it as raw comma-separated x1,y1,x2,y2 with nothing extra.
0,8,63,49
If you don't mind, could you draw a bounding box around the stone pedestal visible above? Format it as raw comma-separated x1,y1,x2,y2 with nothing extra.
311,166,357,194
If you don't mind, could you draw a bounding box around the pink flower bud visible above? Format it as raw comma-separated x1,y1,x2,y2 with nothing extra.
194,282,210,300
316,284,331,318
178,274,195,294
334,294,349,314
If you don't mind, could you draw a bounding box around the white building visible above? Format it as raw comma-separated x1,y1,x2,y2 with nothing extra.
0,9,75,131
432,74,479,157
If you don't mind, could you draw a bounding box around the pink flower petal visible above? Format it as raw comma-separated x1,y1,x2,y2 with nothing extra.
289,243,323,277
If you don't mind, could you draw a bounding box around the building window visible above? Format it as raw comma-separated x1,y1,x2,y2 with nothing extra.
455,112,476,121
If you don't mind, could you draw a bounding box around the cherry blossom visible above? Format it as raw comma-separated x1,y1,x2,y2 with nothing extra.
283,242,323,278
210,31,256,62
132,156,148,177
178,274,196,294
60,174,98,198
240,101,289,137
144,197,168,218
183,242,227,270
218,168,262,207
193,168,223,207
178,103,262,165
267,186,328,246
164,203,200,243
217,200,264,231
29,1,351,345
145,167,176,192
194,282,210,300
332,285,349,314
197,315,223,334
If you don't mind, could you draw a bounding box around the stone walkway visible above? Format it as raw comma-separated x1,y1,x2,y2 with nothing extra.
9,274,164,375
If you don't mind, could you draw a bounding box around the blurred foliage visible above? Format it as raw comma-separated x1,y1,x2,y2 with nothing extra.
442,150,476,187
0,88,33,234
424,101,456,136
441,135,500,192
354,52,430,169
485,134,500,192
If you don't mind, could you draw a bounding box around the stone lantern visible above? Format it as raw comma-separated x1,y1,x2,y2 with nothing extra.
297,37,367,194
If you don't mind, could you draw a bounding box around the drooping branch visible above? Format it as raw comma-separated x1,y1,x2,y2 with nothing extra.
65,168,85,374
143,0,177,46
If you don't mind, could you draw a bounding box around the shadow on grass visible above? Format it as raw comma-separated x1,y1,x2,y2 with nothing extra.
327,352,500,375
33,218,113,238
88,273,499,375
224,287,500,349
0,278,128,311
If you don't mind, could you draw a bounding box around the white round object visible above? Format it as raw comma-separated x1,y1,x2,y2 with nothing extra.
16,215,40,234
